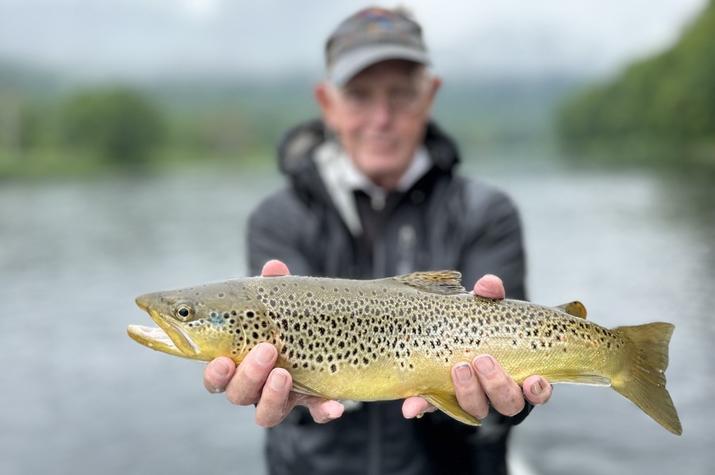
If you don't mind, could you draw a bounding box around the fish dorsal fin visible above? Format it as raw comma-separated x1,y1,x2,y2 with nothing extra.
555,301,588,319
394,271,467,295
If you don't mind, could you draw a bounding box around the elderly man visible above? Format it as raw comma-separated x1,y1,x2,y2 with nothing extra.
204,7,551,475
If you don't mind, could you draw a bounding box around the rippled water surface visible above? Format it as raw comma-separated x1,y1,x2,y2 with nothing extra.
1,162,713,474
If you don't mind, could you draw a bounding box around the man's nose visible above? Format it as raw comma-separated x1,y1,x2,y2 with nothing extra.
367,96,394,125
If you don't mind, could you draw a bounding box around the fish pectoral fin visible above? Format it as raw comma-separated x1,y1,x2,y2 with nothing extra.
291,380,327,398
393,271,467,295
555,301,588,319
423,392,481,426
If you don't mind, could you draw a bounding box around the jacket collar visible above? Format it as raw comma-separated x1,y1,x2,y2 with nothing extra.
277,119,460,209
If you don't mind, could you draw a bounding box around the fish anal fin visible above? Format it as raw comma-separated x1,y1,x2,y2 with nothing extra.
556,301,588,319
545,372,611,386
423,392,481,426
394,271,467,295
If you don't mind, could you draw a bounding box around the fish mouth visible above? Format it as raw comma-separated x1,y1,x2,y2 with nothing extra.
127,324,187,357
129,295,200,358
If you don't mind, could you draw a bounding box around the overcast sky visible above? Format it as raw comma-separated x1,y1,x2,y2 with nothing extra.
0,0,707,81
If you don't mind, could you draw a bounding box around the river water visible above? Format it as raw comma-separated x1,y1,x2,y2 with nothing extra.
1,161,713,474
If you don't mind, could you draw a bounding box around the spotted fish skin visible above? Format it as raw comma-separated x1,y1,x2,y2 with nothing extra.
129,271,682,435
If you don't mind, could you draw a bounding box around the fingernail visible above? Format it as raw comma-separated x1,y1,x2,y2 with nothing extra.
255,345,274,366
325,403,343,420
270,372,287,391
531,379,544,396
213,361,230,378
455,363,472,383
475,356,495,374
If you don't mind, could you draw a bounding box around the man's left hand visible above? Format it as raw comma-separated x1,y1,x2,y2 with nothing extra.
402,274,552,420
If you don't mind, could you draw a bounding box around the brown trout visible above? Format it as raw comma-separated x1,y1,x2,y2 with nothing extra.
128,271,682,434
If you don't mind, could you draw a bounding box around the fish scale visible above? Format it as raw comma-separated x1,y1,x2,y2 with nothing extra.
129,270,682,435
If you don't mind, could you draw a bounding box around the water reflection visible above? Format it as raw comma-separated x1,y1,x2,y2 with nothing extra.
0,163,713,475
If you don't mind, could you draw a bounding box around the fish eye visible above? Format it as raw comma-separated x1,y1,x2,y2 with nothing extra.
175,304,194,321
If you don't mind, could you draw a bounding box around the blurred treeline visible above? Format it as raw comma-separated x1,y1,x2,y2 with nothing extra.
558,0,715,164
0,71,321,178
0,63,572,179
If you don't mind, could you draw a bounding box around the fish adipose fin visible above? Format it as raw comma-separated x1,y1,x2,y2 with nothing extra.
393,271,467,295
555,301,588,319
423,392,481,426
612,322,683,435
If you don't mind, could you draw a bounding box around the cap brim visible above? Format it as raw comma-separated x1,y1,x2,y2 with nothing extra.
328,45,430,86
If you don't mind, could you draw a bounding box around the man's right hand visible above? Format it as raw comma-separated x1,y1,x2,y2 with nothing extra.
202,260,345,428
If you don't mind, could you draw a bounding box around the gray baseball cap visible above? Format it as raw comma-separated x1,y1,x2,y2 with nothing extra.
325,7,430,86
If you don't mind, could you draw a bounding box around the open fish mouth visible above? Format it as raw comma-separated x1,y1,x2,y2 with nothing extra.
127,324,187,357
129,296,199,358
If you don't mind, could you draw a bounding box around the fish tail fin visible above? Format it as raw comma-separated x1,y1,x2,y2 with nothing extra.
612,322,682,435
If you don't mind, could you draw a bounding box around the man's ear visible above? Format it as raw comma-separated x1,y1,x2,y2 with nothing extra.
314,83,336,129
424,76,442,111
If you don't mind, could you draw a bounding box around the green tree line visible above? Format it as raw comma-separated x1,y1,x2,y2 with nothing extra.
557,1,715,163
0,78,317,177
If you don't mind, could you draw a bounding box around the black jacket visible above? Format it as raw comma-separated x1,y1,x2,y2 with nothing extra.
247,119,529,475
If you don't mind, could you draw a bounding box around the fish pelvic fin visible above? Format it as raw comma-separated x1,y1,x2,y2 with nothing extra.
393,271,467,295
613,322,682,435
423,392,481,426
555,301,588,319
291,379,326,398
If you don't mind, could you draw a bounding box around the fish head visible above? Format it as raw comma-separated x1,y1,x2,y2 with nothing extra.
129,280,268,363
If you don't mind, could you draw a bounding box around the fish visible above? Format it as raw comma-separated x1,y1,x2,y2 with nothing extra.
128,270,682,435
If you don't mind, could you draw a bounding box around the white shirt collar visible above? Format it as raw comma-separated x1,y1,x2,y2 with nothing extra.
340,147,431,206
314,143,432,234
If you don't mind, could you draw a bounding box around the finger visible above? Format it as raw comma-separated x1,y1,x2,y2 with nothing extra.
473,274,505,300
297,396,345,424
261,259,290,277
452,362,490,419
255,368,293,427
225,343,277,406
402,397,436,419
472,355,525,416
203,356,236,393
522,375,553,405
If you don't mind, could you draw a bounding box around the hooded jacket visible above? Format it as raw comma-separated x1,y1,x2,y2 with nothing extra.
246,119,530,475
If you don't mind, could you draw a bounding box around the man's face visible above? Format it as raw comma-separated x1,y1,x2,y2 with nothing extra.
316,60,441,189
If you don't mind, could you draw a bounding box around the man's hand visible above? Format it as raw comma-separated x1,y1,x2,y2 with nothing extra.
203,260,344,427
402,274,552,420
204,260,552,427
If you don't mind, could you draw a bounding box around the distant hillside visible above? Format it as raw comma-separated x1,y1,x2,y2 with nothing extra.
1,57,582,178
149,74,582,154
557,1,715,163
0,59,63,95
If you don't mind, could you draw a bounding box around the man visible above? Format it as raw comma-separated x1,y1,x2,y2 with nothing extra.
204,7,552,475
